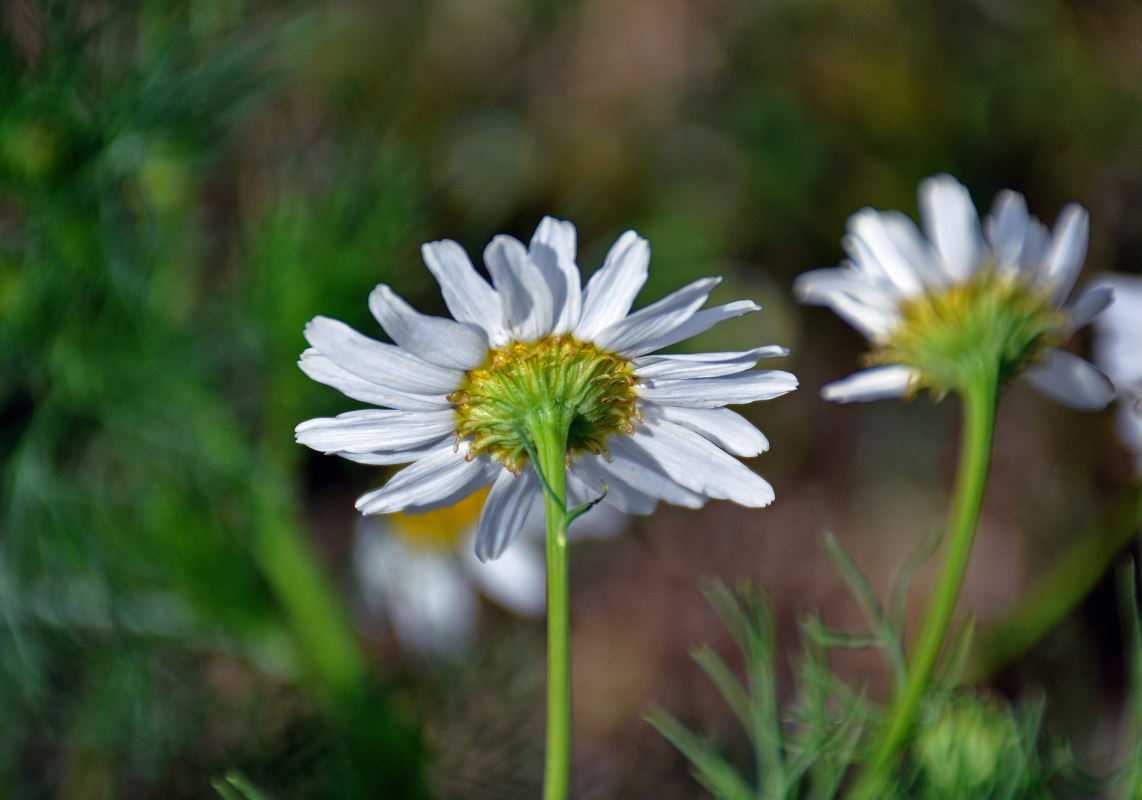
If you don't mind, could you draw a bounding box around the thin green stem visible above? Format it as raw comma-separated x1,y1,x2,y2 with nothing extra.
849,367,998,799
251,452,369,698
529,408,573,800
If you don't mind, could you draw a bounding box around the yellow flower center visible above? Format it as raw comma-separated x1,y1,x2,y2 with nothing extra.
871,269,1070,396
450,335,640,473
389,488,490,551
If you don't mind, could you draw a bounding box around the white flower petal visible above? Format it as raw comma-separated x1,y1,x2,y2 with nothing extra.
474,467,539,562
795,266,886,303
295,409,457,454
646,404,770,456
298,350,449,410
355,442,495,515
529,216,582,334
576,231,650,340
639,369,798,408
368,285,487,370
633,346,788,380
623,299,762,356
631,419,775,507
484,235,554,340
1024,348,1114,411
794,267,905,310
354,526,479,655
919,174,982,282
462,530,545,617
847,209,926,296
821,365,919,403
794,266,904,338
1093,275,1142,387
1066,284,1114,330
332,442,447,466
594,277,721,355
985,190,1044,276
585,439,706,508
304,316,462,394
1040,204,1089,302
421,240,509,346
567,463,660,515
880,210,946,286
825,295,901,341
1090,279,1142,468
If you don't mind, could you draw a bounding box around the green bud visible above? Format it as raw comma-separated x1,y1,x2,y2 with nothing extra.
913,694,1023,797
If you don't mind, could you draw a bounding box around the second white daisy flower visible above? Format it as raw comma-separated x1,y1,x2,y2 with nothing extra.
795,174,1114,409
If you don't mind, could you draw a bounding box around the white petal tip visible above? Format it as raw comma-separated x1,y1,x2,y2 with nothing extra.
1025,350,1115,412
820,365,918,404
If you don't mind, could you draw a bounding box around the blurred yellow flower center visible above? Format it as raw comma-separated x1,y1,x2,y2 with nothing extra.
872,269,1069,395
450,334,639,473
390,488,490,551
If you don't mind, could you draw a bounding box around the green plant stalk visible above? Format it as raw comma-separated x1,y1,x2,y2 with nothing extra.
969,486,1142,682
528,408,573,800
849,366,998,799
252,468,370,698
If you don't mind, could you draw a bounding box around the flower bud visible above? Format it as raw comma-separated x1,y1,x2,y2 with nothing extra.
913,694,1022,797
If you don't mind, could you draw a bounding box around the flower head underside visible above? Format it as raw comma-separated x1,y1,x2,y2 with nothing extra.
451,335,639,473
296,217,797,561
795,174,1114,409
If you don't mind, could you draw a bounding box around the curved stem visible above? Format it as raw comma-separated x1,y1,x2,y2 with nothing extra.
849,368,998,799
529,409,573,800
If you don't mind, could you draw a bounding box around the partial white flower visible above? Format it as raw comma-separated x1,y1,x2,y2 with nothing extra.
795,174,1115,409
298,218,797,562
1093,274,1142,471
353,492,538,657
354,492,629,657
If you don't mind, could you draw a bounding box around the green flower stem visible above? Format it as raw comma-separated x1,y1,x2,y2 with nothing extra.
850,366,999,799
527,408,574,800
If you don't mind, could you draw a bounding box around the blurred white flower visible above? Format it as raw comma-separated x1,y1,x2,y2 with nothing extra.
297,217,796,562
1093,274,1142,471
795,174,1114,408
354,489,626,656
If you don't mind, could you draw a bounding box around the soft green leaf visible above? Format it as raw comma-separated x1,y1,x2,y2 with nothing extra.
819,532,907,684
646,708,755,800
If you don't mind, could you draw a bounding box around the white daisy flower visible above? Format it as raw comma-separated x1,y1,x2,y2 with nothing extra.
1092,274,1142,471
353,489,543,656
794,174,1115,408
297,217,797,561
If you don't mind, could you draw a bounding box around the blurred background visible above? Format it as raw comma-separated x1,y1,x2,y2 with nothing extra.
3,0,1142,798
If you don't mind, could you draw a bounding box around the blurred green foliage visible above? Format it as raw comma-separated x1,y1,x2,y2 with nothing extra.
2,0,1142,797
0,2,426,797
